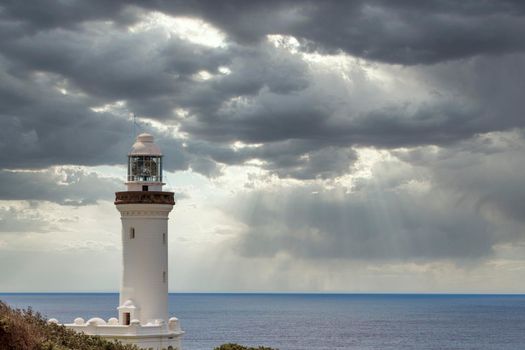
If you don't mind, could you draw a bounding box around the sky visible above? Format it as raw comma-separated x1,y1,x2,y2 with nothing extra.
1,1,525,293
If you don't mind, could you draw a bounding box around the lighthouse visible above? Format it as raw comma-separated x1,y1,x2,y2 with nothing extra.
63,133,184,350
117,133,173,325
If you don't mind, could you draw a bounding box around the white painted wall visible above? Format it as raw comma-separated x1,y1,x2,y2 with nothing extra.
64,318,183,350
116,203,174,324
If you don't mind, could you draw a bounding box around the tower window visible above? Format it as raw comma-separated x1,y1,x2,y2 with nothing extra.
129,227,135,239
163,271,166,283
163,233,166,245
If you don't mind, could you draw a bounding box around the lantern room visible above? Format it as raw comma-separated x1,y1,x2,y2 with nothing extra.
126,133,164,192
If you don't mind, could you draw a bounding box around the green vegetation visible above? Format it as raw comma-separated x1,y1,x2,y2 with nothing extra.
0,301,276,350
0,300,138,350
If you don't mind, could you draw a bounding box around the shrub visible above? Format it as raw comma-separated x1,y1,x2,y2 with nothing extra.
0,300,138,350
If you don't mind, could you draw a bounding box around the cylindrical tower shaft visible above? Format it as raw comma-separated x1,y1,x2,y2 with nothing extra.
115,191,175,325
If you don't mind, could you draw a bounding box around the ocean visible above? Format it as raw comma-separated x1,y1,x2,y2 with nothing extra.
1,293,524,350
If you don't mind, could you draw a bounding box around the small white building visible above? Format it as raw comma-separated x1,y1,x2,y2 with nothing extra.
61,133,184,349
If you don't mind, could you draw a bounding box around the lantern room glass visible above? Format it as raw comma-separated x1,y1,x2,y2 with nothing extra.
128,155,162,182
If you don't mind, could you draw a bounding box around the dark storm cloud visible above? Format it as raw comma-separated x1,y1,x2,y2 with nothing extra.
0,0,129,32
0,51,191,171
183,95,487,147
230,175,495,261
161,0,525,64
251,144,357,180
228,132,525,261
0,23,229,106
394,132,525,228
0,168,120,205
0,0,524,283
180,51,525,172
4,1,525,64
0,167,188,206
0,18,332,178
0,0,524,183
188,139,357,180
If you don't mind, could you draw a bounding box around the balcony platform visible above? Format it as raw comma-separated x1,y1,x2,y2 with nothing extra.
115,191,175,205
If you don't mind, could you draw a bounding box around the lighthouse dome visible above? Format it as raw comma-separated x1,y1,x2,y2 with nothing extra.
129,133,162,156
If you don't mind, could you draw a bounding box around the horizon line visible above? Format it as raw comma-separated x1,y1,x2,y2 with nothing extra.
1,291,525,296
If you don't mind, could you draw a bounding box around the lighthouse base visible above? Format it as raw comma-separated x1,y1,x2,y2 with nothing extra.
62,317,184,350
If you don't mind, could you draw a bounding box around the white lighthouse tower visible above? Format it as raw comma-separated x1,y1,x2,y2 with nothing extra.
63,133,184,350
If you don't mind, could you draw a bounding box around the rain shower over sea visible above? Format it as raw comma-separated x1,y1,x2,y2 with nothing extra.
2,293,525,350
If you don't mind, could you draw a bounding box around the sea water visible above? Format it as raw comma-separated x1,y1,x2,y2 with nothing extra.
1,293,525,350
